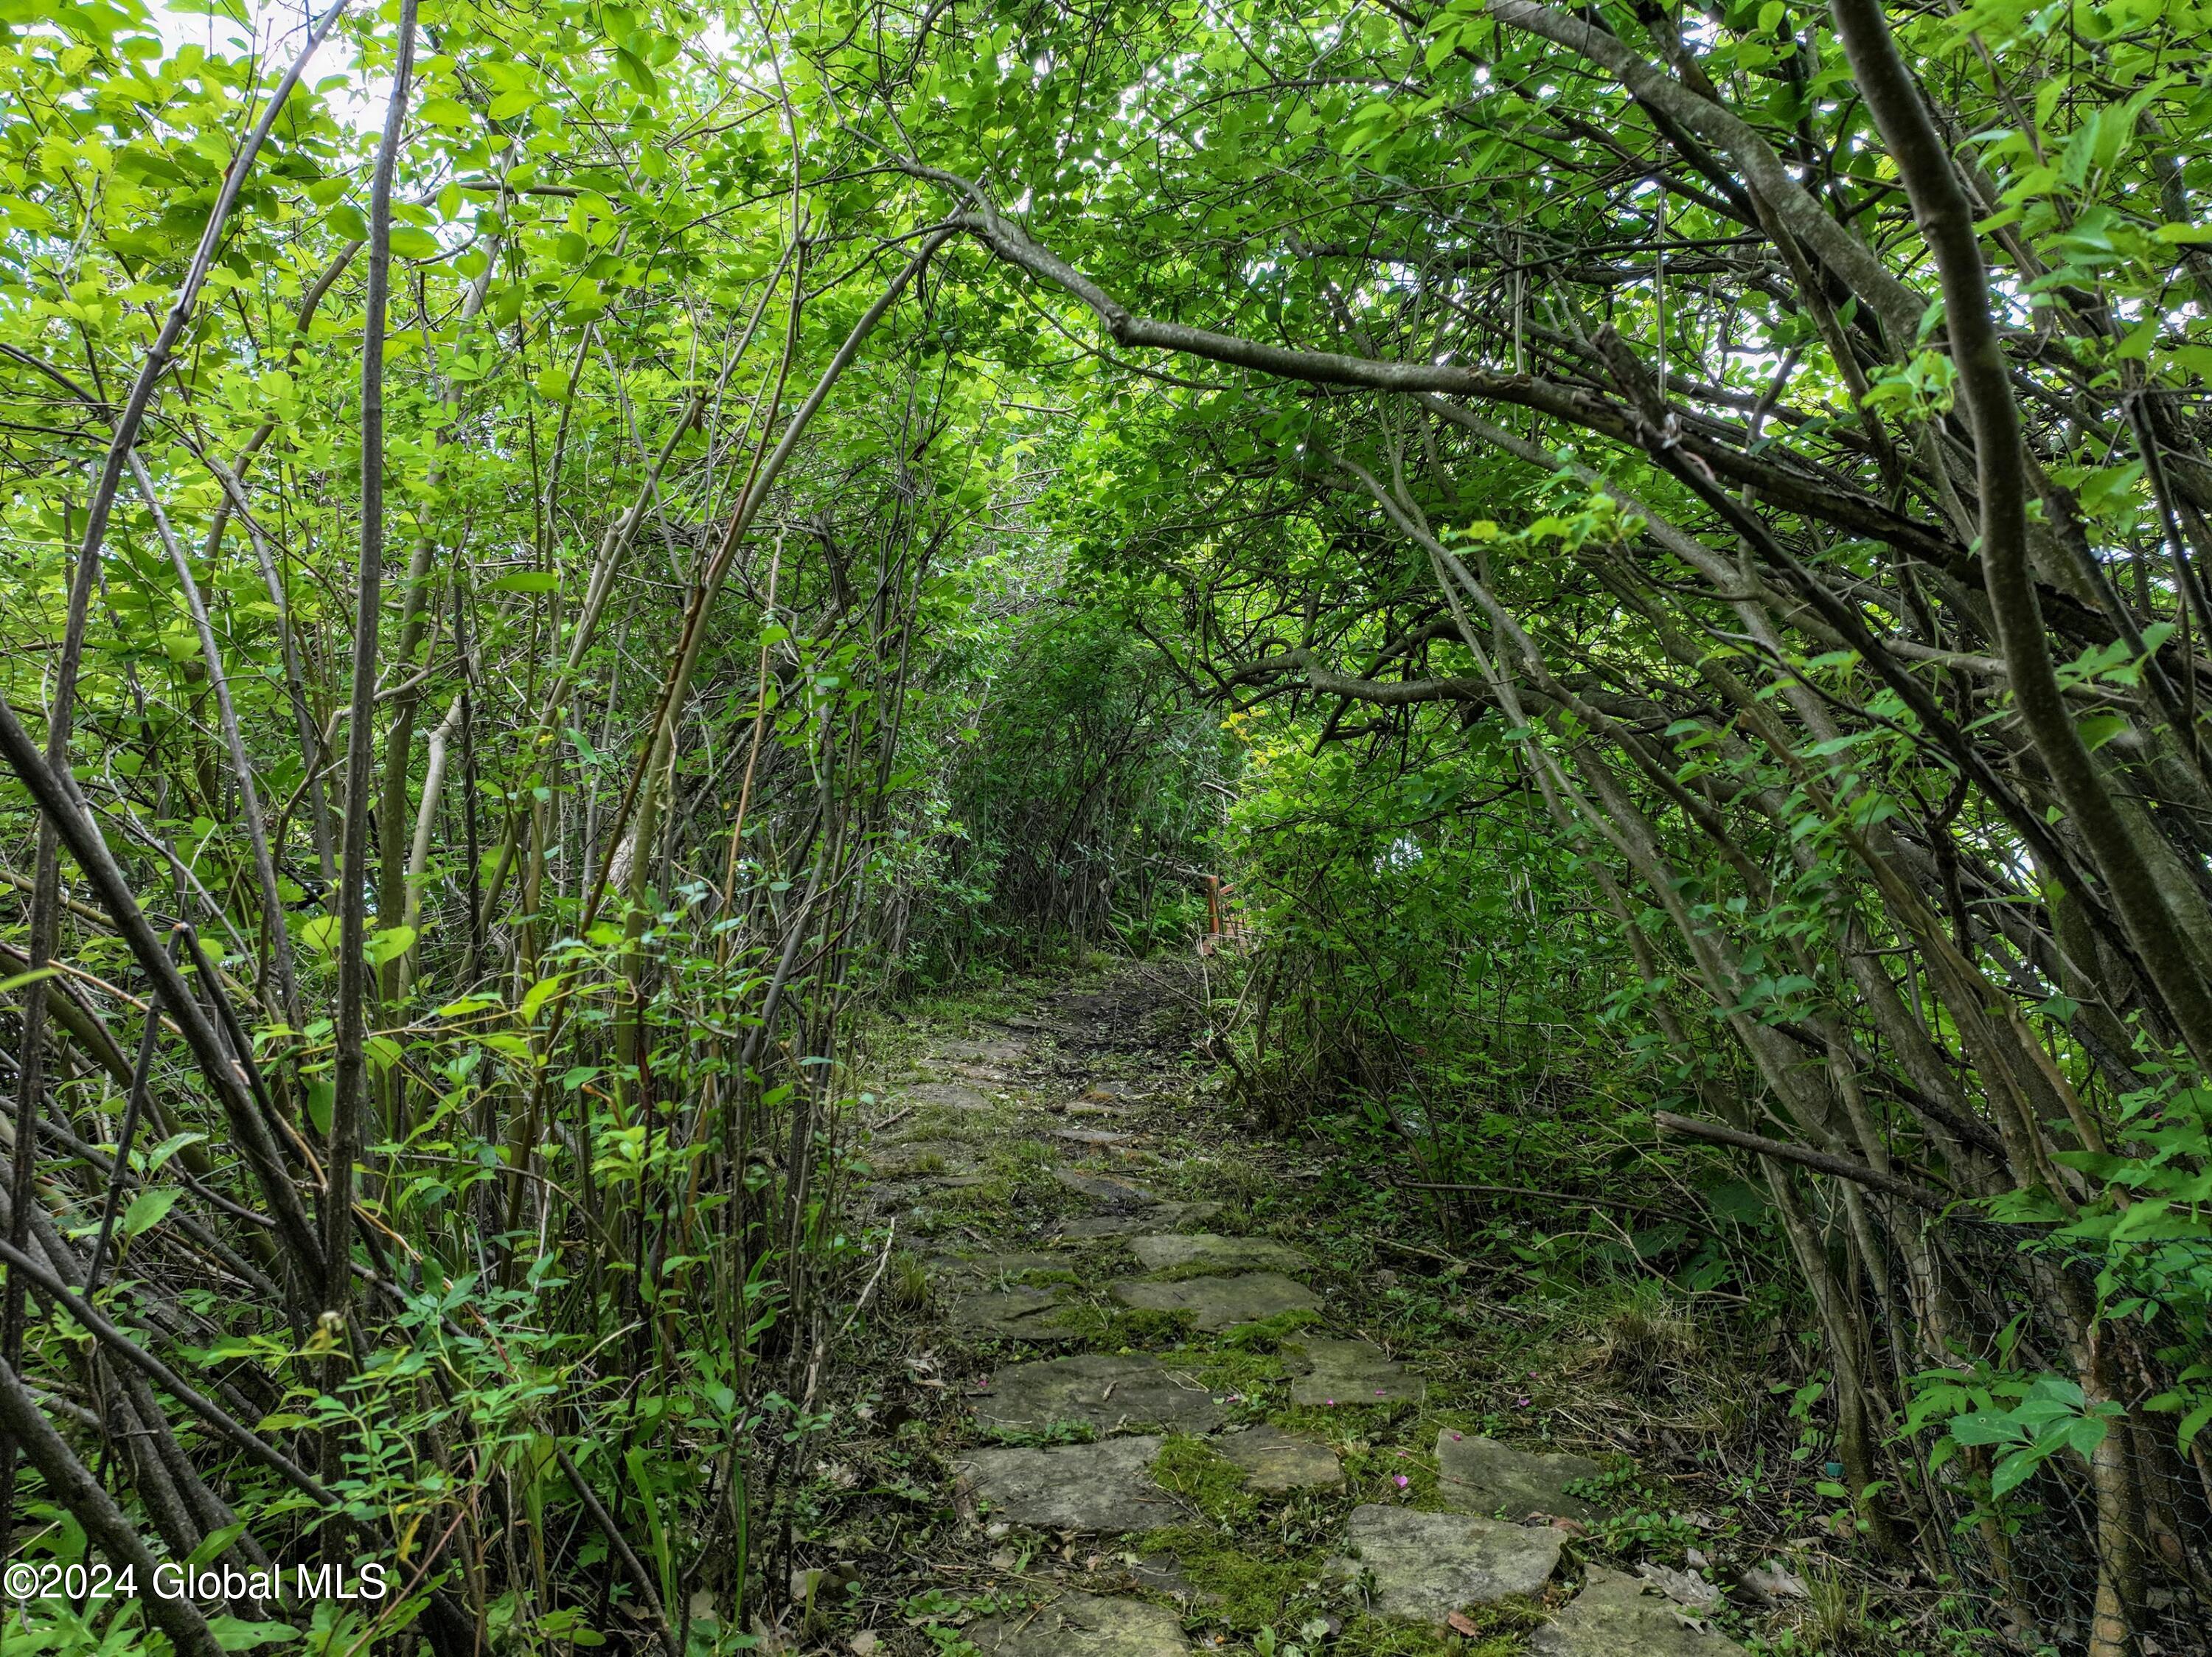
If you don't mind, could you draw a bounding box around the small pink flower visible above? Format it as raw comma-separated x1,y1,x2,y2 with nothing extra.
1450,1431,1464,1442
1394,1475,1410,1489
1326,1398,1336,1406
1515,1396,1531,1407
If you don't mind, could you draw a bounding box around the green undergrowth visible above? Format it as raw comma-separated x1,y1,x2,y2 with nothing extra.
1220,1307,1324,1346
1265,1401,1404,1439
1005,1265,1082,1288
973,1419,1097,1447
1134,1518,1332,1637
1155,1434,1262,1524
1141,1439,1533,1648
1139,1255,1315,1284
1161,1343,1290,1401
1046,1299,1196,1347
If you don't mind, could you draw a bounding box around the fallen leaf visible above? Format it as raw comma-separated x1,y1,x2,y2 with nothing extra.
1638,1560,1723,1609
1446,1610,1481,1636
1740,1560,1810,1602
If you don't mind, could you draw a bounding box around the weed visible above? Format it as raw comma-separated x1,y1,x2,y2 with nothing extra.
1048,1299,1196,1347
1800,1563,1875,1653
1132,1522,1334,1633
1164,1342,1290,1404
1221,1307,1324,1350
974,1419,1096,1447
1580,1280,1705,1395
1154,1433,1261,1526
887,1251,932,1313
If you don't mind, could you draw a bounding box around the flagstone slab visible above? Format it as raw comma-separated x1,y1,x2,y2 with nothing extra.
1287,1337,1422,1406
1325,1505,1561,1624
1082,1080,1155,1101
870,1139,979,1178
911,1081,995,1111
1057,1201,1222,1240
1214,1425,1342,1493
1531,1566,1747,1657
1054,1167,1162,1207
965,1588,1192,1655
1054,1128,1137,1150
1435,1430,1604,1521
944,1038,1029,1066
1110,1272,1321,1333
1128,1233,1317,1274
954,1437,1179,1534
974,1353,1227,1435
949,1286,1084,1344
931,1251,1067,1284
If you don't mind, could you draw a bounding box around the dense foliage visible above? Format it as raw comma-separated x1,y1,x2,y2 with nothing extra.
4,0,2212,1653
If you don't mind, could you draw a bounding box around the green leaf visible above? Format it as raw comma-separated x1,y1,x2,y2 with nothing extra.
123,1187,182,1238
487,571,560,594
1989,1446,2041,1498
2175,1397,2212,1453
206,1618,302,1650
613,46,660,97
418,95,473,128
1948,1411,2026,1447
187,1523,251,1568
306,1077,335,1138
367,925,418,966
389,226,442,260
143,1132,206,1174
2076,712,2129,752
520,973,566,1023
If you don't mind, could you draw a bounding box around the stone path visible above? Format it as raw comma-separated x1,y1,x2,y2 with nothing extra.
1286,1335,1422,1407
1127,1233,1317,1274
955,1436,1182,1532
947,1285,1085,1344
1530,1566,1749,1656
1213,1424,1343,1493
1110,1269,1322,1332
972,1352,1228,1436
966,1588,1192,1655
1324,1507,1563,1622
1436,1429,1604,1522
846,965,1747,1653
